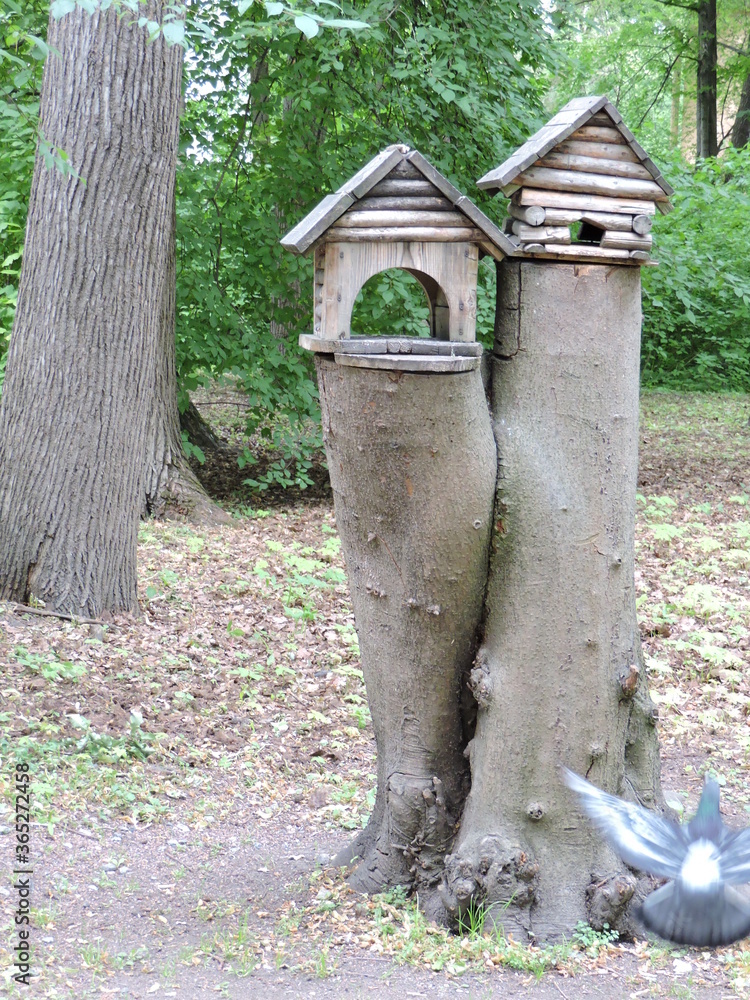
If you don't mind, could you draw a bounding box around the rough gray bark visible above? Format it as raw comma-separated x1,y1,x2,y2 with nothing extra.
670,57,682,148
179,400,226,453
316,357,496,919
142,199,230,525
440,261,663,941
0,5,182,616
732,71,750,149
697,0,718,158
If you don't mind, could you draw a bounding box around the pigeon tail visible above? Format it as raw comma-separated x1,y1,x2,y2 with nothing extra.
639,881,750,948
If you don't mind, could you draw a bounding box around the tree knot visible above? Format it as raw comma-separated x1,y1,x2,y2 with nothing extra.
586,872,636,932
468,647,492,708
618,663,640,698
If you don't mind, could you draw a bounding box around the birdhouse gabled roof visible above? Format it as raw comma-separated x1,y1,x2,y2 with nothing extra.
281,145,516,259
477,95,674,214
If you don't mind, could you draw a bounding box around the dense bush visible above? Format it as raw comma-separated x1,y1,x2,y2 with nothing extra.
0,1,45,394
641,147,750,391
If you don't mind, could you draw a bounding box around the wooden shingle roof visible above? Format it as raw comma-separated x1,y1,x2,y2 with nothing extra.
281,145,516,259
477,96,673,214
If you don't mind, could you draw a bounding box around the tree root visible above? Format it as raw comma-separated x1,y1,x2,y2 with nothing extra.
144,455,232,525
439,834,539,937
335,772,463,919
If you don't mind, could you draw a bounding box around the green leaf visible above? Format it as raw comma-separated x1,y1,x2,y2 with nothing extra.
161,19,185,46
319,17,369,29
238,0,254,12
50,0,76,18
294,13,319,37
265,1,284,14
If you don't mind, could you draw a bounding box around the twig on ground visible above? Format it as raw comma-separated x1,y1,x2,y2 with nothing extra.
8,603,117,628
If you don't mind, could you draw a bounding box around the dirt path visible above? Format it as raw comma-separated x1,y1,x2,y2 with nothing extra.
15,801,739,999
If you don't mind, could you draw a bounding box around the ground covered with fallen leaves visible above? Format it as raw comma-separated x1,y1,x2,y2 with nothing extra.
1,391,749,999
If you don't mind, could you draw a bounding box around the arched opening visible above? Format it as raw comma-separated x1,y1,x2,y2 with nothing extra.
476,256,497,350
350,268,434,339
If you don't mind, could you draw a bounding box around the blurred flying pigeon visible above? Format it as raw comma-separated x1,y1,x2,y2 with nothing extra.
564,768,750,947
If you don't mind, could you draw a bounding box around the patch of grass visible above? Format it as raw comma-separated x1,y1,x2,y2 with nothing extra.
12,645,86,682
457,899,487,937
2,727,174,828
313,943,333,978
112,944,150,970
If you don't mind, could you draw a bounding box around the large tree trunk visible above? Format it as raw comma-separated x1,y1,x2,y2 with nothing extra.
440,261,664,941
316,356,496,921
670,57,682,148
0,4,182,616
142,197,230,525
732,71,750,149
697,0,718,158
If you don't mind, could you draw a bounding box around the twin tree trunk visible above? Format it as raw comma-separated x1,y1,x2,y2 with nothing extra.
143,198,230,525
697,0,718,159
0,4,220,617
318,260,663,938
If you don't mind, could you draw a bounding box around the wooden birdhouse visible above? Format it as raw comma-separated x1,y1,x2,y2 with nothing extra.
477,96,674,264
281,144,514,366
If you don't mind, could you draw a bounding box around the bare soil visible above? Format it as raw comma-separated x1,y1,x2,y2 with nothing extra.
1,390,749,999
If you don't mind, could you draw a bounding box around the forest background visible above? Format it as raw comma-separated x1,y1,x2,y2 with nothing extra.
1,0,749,493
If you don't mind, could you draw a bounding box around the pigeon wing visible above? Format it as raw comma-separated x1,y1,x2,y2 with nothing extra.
717,828,750,885
639,881,750,947
564,768,687,879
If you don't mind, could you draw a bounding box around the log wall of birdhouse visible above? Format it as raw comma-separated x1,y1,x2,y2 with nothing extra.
325,161,485,244
504,113,667,263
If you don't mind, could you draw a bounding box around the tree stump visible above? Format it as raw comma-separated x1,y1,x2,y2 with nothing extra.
440,260,663,939
315,356,496,919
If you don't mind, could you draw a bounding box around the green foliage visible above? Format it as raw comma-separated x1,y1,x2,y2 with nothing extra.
547,0,750,393
0,0,46,392
351,270,431,338
66,709,156,762
13,644,87,682
642,147,750,391
550,0,750,162
571,920,619,957
11,0,750,492
549,0,693,163
180,429,205,464
350,259,497,347
175,0,552,487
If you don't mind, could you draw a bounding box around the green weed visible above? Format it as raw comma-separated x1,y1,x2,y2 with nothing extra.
13,645,86,682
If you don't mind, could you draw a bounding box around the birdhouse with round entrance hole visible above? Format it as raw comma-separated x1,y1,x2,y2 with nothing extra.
477,95,674,264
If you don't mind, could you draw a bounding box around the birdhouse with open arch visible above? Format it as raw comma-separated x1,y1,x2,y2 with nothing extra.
477,95,674,264
281,144,514,371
